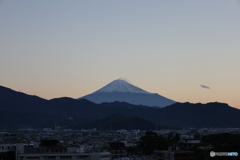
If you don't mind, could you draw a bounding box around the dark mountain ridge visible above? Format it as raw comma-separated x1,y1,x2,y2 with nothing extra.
0,85,240,129
83,114,180,130
153,102,240,128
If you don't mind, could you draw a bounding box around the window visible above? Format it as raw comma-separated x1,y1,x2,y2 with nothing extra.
76,155,88,159
26,157,39,159
60,156,72,159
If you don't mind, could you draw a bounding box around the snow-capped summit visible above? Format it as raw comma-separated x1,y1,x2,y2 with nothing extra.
78,79,176,107
94,78,151,94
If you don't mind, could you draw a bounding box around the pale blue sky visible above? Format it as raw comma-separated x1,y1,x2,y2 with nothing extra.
1,0,240,108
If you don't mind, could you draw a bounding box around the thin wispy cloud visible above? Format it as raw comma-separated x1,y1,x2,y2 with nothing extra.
200,85,210,89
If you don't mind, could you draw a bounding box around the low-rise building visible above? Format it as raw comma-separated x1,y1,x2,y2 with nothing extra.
153,150,196,160
16,140,110,160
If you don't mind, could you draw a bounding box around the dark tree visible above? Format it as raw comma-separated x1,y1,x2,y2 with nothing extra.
202,133,240,152
0,151,15,160
138,131,168,155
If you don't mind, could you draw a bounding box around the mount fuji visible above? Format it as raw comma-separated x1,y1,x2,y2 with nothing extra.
78,79,176,107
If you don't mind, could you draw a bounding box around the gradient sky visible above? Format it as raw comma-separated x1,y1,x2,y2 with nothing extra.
1,0,240,108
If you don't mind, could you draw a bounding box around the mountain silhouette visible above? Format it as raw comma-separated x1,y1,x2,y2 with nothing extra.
1,85,240,129
78,79,176,107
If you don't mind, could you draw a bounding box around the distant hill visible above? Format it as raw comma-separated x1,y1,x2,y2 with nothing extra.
99,101,148,109
1,85,240,129
152,102,240,128
82,114,178,130
0,85,48,113
78,79,176,107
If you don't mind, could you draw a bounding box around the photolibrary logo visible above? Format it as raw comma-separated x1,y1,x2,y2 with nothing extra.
210,151,238,157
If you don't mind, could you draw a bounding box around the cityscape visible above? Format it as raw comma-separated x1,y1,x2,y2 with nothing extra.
1,127,240,160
